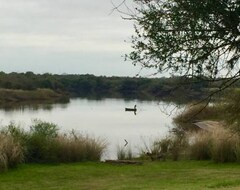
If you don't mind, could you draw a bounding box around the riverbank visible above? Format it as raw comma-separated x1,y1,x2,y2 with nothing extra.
0,88,69,104
1,161,240,189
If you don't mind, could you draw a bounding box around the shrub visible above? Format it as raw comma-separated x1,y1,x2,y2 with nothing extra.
0,120,106,168
26,120,59,163
20,120,106,163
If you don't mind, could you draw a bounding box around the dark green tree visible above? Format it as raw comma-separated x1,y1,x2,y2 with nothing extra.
121,0,239,89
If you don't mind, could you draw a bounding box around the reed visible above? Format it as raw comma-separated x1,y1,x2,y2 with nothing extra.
0,121,107,169
116,145,134,160
174,104,221,131
55,132,107,162
188,131,212,160
188,127,240,162
210,128,238,162
0,134,24,171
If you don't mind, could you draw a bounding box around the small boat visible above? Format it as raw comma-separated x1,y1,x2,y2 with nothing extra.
125,108,137,111
125,105,137,112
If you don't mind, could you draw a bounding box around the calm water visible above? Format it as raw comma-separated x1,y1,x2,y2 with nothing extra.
0,98,180,159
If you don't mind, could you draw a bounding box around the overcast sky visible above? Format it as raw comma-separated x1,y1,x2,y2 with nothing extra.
0,0,149,77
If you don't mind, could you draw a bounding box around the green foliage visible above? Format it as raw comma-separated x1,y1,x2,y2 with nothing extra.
127,0,240,79
0,121,106,169
0,72,217,102
27,120,59,163
30,120,58,138
0,88,67,103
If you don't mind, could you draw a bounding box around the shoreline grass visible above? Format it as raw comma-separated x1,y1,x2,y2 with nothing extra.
0,88,69,104
0,121,107,171
1,161,240,189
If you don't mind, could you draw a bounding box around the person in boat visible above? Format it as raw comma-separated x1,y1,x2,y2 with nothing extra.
125,105,137,111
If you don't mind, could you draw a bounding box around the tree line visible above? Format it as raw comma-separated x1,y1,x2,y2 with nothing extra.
0,71,238,102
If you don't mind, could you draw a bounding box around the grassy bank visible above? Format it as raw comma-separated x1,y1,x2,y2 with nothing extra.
0,88,69,104
1,161,240,189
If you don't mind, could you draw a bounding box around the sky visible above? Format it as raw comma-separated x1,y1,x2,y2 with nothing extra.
0,0,151,77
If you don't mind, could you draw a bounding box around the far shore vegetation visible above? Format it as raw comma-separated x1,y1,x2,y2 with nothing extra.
0,71,238,104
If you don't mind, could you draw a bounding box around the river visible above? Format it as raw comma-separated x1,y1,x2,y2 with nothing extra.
0,98,180,159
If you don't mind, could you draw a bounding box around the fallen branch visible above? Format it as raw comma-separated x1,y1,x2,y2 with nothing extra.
105,160,143,165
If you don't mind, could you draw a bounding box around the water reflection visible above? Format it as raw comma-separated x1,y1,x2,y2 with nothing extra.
0,98,179,159
0,100,69,112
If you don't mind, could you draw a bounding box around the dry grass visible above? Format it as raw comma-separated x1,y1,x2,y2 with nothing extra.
188,126,240,162
55,133,107,162
0,121,107,170
0,134,24,171
211,128,239,162
188,131,213,160
116,145,134,160
174,104,221,131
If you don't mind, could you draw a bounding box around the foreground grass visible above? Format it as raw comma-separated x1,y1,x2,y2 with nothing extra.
1,161,240,190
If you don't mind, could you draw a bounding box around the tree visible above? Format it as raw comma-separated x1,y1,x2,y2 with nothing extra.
120,0,240,92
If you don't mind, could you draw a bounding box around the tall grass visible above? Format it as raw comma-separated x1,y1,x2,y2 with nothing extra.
55,132,106,162
116,145,134,160
26,121,107,163
0,134,24,172
139,134,188,161
188,131,212,160
188,127,240,162
174,104,221,131
211,128,238,162
0,120,107,171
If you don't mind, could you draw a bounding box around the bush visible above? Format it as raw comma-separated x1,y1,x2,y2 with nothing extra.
0,120,107,167
26,120,59,163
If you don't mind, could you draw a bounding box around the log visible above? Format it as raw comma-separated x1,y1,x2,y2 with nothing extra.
105,160,143,165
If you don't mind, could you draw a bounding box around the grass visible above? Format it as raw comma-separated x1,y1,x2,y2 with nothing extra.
1,161,240,189
0,134,24,171
0,121,107,169
0,88,69,104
